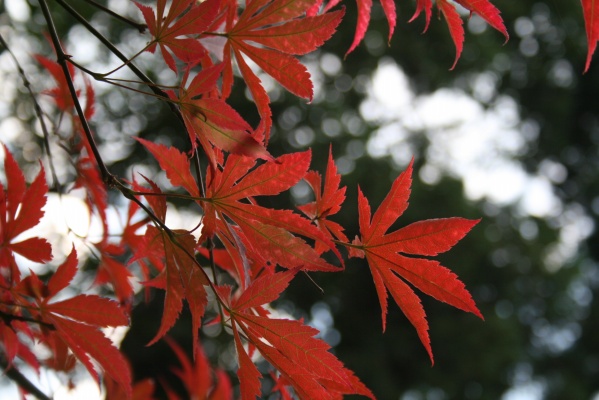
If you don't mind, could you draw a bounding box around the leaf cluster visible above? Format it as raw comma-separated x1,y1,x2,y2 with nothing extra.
1,0,598,398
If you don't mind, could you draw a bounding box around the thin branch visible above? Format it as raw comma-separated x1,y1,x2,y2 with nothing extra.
0,33,61,192
0,310,55,330
0,354,53,400
38,0,112,183
53,0,185,124
79,0,147,32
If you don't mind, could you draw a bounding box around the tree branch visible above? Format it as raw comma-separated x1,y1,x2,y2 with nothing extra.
0,33,61,192
38,0,113,184
80,0,147,32
0,354,53,400
53,0,185,125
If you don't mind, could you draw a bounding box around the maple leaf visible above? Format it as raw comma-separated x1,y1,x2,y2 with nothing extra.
350,160,482,363
34,54,76,112
346,0,396,55
137,140,340,272
143,226,209,356
229,269,375,399
217,0,344,140
172,65,272,165
409,0,507,69
298,146,349,253
0,145,52,280
200,151,342,272
437,0,464,71
73,157,108,240
135,0,219,71
15,248,132,396
165,337,233,399
223,0,344,99
582,0,599,72
104,376,156,400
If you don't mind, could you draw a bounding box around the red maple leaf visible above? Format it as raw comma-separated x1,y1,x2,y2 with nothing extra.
126,173,209,352
0,145,52,280
228,269,375,399
346,0,396,55
437,0,465,71
135,0,219,71
199,150,341,272
216,0,344,140
164,337,233,399
170,65,272,166
410,0,508,69
137,140,340,273
15,248,132,397
143,226,208,354
34,54,76,112
297,146,349,254
350,160,482,363
582,0,599,72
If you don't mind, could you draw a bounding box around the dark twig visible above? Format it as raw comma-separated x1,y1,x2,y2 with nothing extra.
0,310,55,330
53,0,185,125
79,0,147,32
38,0,112,183
0,33,61,192
0,354,53,400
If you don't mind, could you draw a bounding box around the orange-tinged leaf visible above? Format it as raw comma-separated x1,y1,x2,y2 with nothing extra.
354,161,481,364
223,151,311,199
235,218,339,272
231,45,274,142
298,147,349,253
374,217,480,256
238,0,319,30
232,40,313,100
184,63,224,98
199,149,342,268
221,0,343,117
179,96,272,163
582,0,599,72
